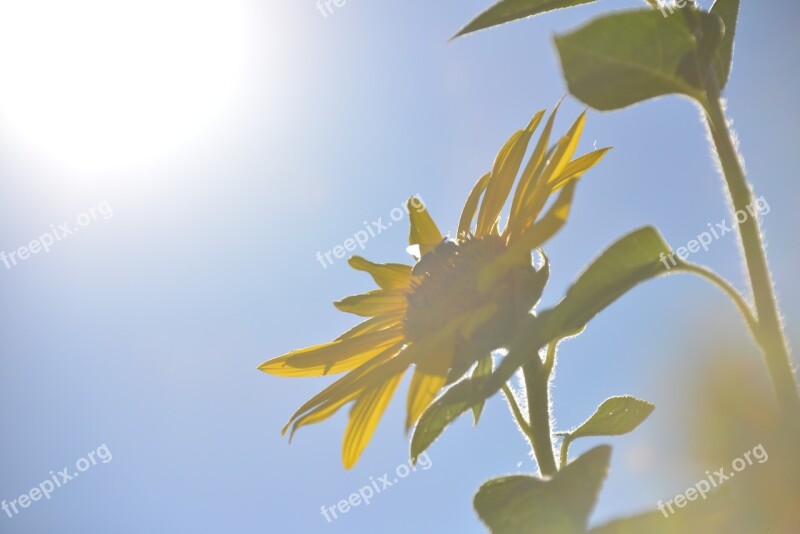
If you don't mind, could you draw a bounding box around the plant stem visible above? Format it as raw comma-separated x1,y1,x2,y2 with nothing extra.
502,384,534,442
558,436,570,470
702,88,800,421
680,263,759,338
523,345,558,477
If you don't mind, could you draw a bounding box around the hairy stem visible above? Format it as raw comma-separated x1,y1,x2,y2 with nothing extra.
680,263,759,339
702,87,800,421
502,384,534,442
523,345,558,477
558,437,570,470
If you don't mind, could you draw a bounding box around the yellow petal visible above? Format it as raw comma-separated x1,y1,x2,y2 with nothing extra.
287,345,414,456
408,198,443,255
281,343,404,438
348,256,412,290
406,350,455,432
342,371,405,469
508,143,559,238
476,114,541,236
259,327,404,377
334,289,408,317
457,172,491,238
281,307,491,457
478,181,578,294
549,147,611,192
538,111,586,186
508,105,560,236
520,111,586,225
335,311,406,341
288,389,361,441
405,333,457,431
519,179,578,250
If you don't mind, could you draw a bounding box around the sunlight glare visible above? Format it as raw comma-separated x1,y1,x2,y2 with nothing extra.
0,0,247,171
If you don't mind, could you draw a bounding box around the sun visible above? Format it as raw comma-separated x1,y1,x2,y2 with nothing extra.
0,0,246,171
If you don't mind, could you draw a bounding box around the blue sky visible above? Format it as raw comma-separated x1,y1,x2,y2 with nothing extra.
0,0,798,532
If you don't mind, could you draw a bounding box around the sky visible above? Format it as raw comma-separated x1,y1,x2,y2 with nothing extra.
0,0,798,532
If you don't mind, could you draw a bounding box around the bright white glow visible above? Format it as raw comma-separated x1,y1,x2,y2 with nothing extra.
0,0,246,171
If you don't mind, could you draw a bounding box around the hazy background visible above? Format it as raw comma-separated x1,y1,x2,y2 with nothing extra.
1,0,798,532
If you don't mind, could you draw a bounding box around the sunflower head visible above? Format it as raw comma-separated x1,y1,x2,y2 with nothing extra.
259,106,609,468
404,234,549,378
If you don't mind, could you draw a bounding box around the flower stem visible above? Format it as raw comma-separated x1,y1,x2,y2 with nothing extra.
523,344,558,477
702,87,800,422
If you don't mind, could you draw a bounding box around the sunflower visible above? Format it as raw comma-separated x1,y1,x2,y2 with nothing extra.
259,106,609,468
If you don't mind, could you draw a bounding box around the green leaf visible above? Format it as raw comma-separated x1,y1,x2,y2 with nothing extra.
566,396,654,441
474,446,612,533
710,0,740,89
409,361,501,463
554,10,724,110
470,356,494,425
454,0,596,39
549,226,674,333
410,313,551,462
410,377,474,463
412,227,674,460
677,9,725,90
560,396,654,466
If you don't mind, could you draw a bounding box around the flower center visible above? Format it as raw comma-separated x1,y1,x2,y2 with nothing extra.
403,235,544,345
